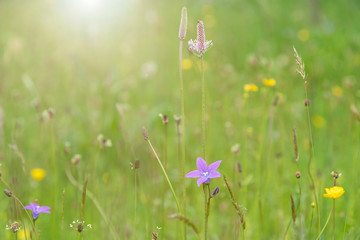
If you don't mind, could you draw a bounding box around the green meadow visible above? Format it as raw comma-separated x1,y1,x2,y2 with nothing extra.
0,0,360,239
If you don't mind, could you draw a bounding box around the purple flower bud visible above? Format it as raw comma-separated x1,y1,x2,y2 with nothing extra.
211,187,220,197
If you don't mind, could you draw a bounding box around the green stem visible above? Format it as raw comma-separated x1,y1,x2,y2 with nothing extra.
134,170,137,240
309,207,314,240
147,140,184,240
201,56,206,160
315,207,333,240
179,38,187,240
304,83,320,232
0,178,37,240
206,184,211,239
65,166,119,239
332,199,335,240
203,184,207,240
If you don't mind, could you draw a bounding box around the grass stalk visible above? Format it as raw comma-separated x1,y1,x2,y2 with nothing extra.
145,136,184,240
169,214,202,240
1,178,37,240
293,46,320,231
309,205,314,240
315,208,332,240
65,165,119,240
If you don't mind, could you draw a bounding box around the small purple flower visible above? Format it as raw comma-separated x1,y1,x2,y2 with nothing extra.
24,203,51,220
185,157,221,186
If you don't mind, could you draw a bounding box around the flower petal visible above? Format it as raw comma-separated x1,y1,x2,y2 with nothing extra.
197,177,208,186
209,171,221,178
196,157,208,172
30,203,39,208
24,205,33,210
208,160,222,171
39,206,51,213
185,170,202,178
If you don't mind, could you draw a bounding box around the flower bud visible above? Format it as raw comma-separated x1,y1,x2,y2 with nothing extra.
211,187,219,197
296,171,301,179
304,99,310,106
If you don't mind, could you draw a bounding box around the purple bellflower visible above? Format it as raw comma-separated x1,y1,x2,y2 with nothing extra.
24,203,51,220
185,157,221,186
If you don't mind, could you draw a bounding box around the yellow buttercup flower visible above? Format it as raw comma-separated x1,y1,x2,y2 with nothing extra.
31,168,46,181
17,229,30,240
298,29,309,42
331,86,343,98
323,186,345,199
262,78,276,87
182,59,193,70
312,115,325,128
244,83,258,92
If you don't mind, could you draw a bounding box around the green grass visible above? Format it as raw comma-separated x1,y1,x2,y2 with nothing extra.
0,0,360,239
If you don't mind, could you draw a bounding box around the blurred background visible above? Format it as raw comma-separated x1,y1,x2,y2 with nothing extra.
0,0,360,239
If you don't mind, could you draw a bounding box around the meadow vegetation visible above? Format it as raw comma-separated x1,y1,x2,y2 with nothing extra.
0,0,360,239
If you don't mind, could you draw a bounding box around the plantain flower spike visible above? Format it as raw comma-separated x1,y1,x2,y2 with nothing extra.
178,7,187,40
188,20,213,57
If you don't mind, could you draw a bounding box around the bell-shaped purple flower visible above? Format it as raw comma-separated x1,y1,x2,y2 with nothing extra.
24,203,51,220
185,157,221,186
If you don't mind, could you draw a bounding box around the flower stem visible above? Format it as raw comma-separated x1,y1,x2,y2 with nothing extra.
201,56,206,160
134,170,137,240
0,178,38,240
332,199,335,240
315,207,332,240
206,184,211,239
203,184,208,240
179,39,187,239
146,139,184,240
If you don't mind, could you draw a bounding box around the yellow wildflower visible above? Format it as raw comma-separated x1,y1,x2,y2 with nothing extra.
298,29,309,42
182,59,193,70
30,168,46,181
244,83,258,92
262,78,276,87
323,186,345,199
17,229,30,240
331,86,343,98
312,115,325,128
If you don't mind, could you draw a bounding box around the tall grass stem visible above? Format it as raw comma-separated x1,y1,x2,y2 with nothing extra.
146,139,185,240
